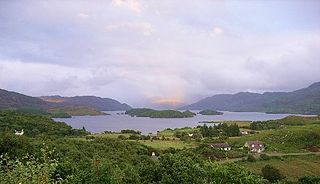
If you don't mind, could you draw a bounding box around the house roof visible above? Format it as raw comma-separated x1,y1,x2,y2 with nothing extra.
246,141,264,148
211,143,230,148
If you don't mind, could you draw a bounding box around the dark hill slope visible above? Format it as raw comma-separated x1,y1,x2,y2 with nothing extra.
181,82,320,114
41,96,132,111
0,89,132,111
0,89,48,110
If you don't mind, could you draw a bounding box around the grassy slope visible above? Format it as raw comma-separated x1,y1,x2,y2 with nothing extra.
92,133,130,139
49,106,107,116
238,154,320,181
229,124,320,153
158,127,199,137
137,140,195,150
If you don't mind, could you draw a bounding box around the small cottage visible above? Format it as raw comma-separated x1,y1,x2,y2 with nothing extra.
14,129,24,136
210,143,231,151
244,141,265,153
241,131,249,135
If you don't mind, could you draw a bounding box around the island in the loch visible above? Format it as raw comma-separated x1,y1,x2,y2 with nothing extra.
198,109,223,115
125,108,196,118
49,106,108,118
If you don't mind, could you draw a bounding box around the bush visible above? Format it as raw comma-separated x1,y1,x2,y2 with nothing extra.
0,147,64,184
261,164,285,182
118,135,127,140
247,154,256,162
120,129,141,134
128,134,141,140
298,176,320,184
260,153,270,160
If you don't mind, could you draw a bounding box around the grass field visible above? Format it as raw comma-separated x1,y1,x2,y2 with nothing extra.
229,124,320,153
201,120,252,127
157,127,199,137
238,154,320,181
92,133,130,139
137,140,196,150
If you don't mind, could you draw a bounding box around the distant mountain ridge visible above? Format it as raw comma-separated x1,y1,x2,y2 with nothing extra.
180,82,320,115
0,89,48,110
41,96,132,111
0,89,132,111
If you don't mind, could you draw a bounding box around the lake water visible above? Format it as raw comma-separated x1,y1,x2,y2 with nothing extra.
54,111,295,134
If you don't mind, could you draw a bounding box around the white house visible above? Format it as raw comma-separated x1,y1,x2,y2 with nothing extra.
210,143,231,151
244,141,265,153
241,131,249,135
14,129,24,136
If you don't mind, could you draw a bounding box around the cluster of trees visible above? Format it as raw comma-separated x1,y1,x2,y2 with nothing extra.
0,110,88,137
120,129,141,134
250,120,281,130
199,123,240,137
125,108,196,118
0,137,266,183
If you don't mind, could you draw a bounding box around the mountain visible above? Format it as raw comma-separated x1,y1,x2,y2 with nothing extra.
0,89,132,112
180,82,320,115
0,89,48,110
40,96,132,111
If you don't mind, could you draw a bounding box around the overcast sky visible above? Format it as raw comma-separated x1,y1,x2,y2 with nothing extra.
0,0,320,108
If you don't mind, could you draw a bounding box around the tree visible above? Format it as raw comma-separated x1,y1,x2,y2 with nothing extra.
261,164,284,182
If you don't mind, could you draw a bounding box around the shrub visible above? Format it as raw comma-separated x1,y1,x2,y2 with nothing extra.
118,135,127,140
128,134,141,140
261,164,285,182
260,153,270,160
247,154,256,162
298,176,320,184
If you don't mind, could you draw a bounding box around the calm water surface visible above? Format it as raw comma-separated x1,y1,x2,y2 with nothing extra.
54,111,296,134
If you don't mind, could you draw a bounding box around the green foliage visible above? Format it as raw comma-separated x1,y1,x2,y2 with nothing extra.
229,117,320,153
0,132,34,157
50,112,72,118
0,110,88,137
250,116,320,130
298,176,320,184
262,164,285,182
198,109,223,115
120,129,141,134
0,147,64,184
118,135,128,140
128,134,141,140
260,154,271,161
125,108,196,118
247,154,256,162
49,106,107,116
199,123,240,137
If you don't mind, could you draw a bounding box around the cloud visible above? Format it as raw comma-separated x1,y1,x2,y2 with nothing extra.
105,22,154,36
0,0,319,107
77,12,90,19
112,0,142,13
212,26,224,35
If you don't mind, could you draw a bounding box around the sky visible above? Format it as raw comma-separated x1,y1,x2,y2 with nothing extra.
0,0,320,108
